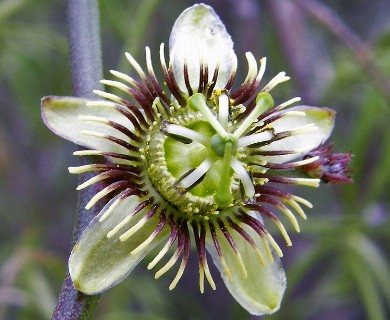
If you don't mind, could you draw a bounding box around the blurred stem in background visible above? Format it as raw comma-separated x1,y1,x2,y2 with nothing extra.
51,0,103,319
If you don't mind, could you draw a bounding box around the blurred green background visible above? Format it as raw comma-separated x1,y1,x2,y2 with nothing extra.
0,0,389,319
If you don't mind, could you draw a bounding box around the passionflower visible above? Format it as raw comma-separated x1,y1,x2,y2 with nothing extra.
42,3,338,316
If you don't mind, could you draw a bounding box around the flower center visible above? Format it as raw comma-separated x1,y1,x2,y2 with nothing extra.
145,91,274,217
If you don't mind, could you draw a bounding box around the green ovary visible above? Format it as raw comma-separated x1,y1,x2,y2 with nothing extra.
164,120,234,199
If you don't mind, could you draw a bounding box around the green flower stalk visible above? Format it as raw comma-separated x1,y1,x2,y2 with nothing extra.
41,3,343,316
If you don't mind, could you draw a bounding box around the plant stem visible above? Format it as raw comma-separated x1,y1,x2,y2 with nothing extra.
51,0,103,319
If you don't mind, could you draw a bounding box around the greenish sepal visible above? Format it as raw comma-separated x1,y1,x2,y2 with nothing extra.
206,219,286,315
69,195,169,295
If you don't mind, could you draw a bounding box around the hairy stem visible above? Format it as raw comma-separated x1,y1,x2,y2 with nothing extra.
51,0,103,319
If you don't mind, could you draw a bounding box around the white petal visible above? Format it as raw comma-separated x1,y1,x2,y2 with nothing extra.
69,195,169,294
169,4,236,92
206,221,286,315
262,106,335,163
41,96,136,154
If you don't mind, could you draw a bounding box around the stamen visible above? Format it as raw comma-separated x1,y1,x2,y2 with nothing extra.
277,97,301,110
165,124,208,145
262,72,290,92
154,229,184,279
86,100,116,108
76,170,126,190
230,158,255,198
218,93,229,130
131,214,167,255
265,175,321,187
289,123,318,135
232,92,274,139
242,52,258,86
120,206,158,241
80,130,137,152
264,156,320,170
286,199,308,220
224,51,237,90
246,204,292,246
155,248,182,279
217,219,247,278
79,115,140,142
180,158,212,189
107,199,153,236
236,210,275,261
237,131,273,148
169,227,190,290
266,233,283,257
227,217,266,266
188,93,229,139
257,57,267,85
99,191,128,222
209,221,232,280
193,222,216,292
148,226,178,270
145,46,170,106
291,195,313,208
109,70,137,87
259,195,300,232
273,220,292,246
93,90,123,105
100,79,130,93
125,52,147,80
214,143,234,208
85,181,129,210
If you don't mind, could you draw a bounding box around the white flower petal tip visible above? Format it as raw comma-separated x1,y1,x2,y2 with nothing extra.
41,95,134,153
169,3,236,92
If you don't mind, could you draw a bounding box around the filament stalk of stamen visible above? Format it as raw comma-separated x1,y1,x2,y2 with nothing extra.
100,196,123,222
148,229,178,270
85,182,125,210
180,158,212,189
257,57,267,84
274,220,292,246
230,158,255,198
165,124,208,145
131,218,166,255
278,97,301,110
237,131,273,148
107,214,135,238
266,233,283,257
100,79,130,93
109,70,137,87
218,93,229,129
214,142,233,208
155,247,182,279
125,52,147,80
287,199,307,220
291,195,313,208
93,90,123,104
188,93,229,139
262,72,290,92
120,216,150,242
76,172,110,190
233,92,274,139
261,237,274,262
